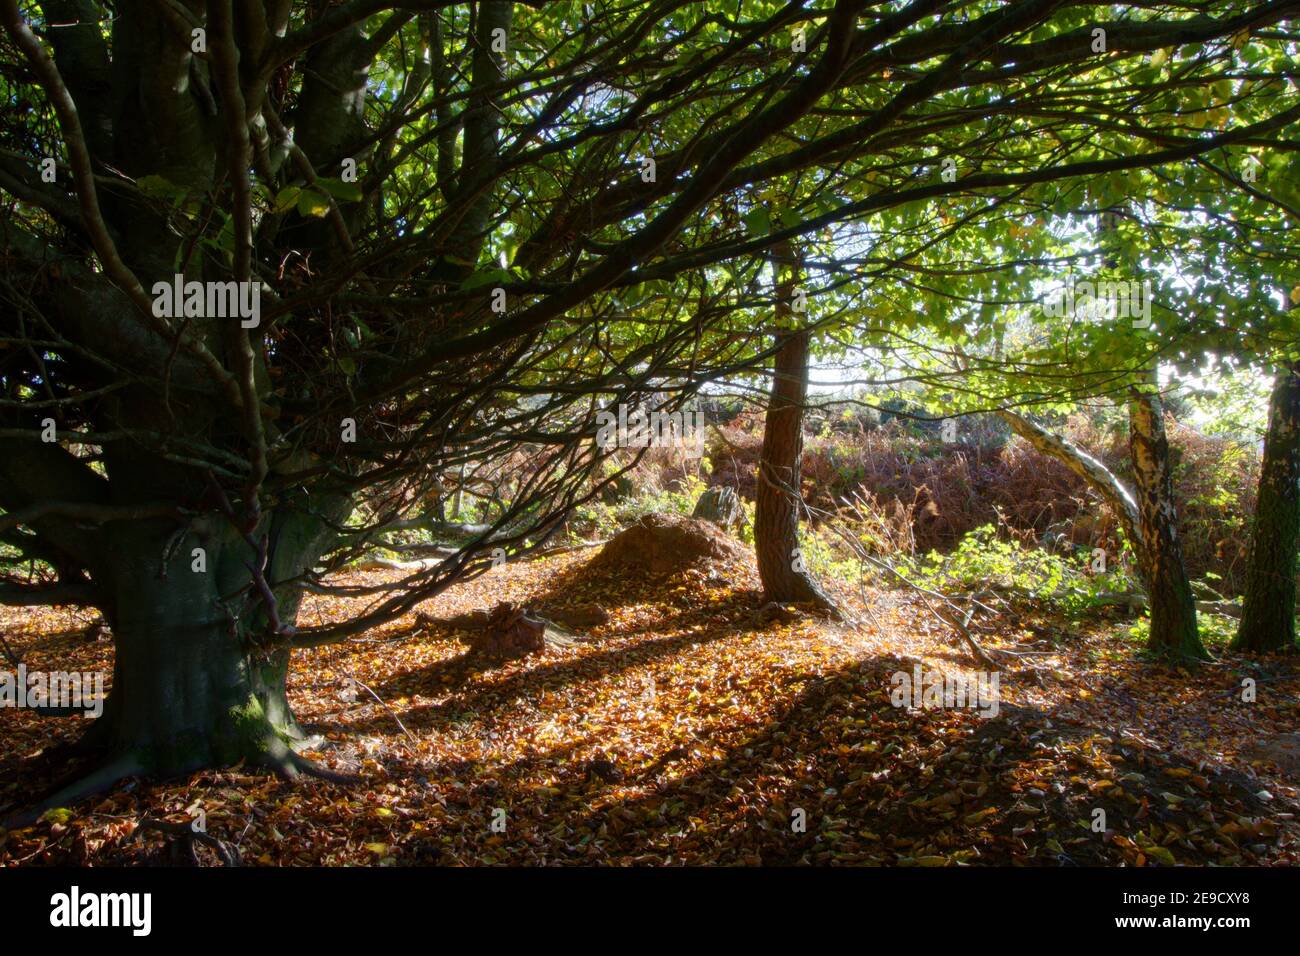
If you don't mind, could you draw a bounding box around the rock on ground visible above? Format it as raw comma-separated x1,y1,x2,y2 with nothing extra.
692,486,743,530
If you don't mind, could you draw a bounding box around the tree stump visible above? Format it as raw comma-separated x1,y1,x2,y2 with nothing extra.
471,602,547,659
692,486,742,530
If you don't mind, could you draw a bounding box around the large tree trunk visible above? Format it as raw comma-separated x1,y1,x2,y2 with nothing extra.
753,248,836,612
102,570,300,774
3,494,343,828
91,514,321,774
1234,360,1300,653
1128,381,1206,660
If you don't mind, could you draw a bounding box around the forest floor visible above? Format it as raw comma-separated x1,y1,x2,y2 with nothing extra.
2,539,1299,866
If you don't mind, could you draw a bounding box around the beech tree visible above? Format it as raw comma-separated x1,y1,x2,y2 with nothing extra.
1,0,1297,821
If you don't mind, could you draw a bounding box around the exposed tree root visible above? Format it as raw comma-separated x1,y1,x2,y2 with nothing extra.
71,712,114,753
134,816,242,866
0,753,143,831
288,752,359,784
289,732,327,752
1,724,360,830
263,749,358,784
254,732,359,784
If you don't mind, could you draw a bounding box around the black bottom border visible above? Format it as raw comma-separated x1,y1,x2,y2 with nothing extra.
0,865,1285,941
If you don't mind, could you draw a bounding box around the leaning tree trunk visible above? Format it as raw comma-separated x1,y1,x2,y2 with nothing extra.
997,409,1144,565
754,247,836,612
1128,381,1206,660
1233,360,1300,653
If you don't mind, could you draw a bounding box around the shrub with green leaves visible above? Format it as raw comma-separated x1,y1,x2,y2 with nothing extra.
907,525,1136,617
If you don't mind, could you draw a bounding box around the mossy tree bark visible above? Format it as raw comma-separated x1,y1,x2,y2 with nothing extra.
0,472,348,829
1233,360,1300,653
92,509,333,775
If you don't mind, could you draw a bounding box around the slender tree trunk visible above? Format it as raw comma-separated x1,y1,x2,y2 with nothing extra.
754,248,836,612
1128,380,1205,660
1233,360,1300,652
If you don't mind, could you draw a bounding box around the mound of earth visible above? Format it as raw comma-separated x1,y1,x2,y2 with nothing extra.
588,513,748,577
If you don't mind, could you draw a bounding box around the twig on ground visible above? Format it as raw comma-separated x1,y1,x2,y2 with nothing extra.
341,667,417,743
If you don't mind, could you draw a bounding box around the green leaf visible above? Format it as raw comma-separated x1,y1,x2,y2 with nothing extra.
315,177,363,203
297,188,332,218
743,207,771,237
461,267,511,290
274,186,303,213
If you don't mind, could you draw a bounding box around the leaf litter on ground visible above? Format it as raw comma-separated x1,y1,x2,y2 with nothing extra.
1,544,1297,866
